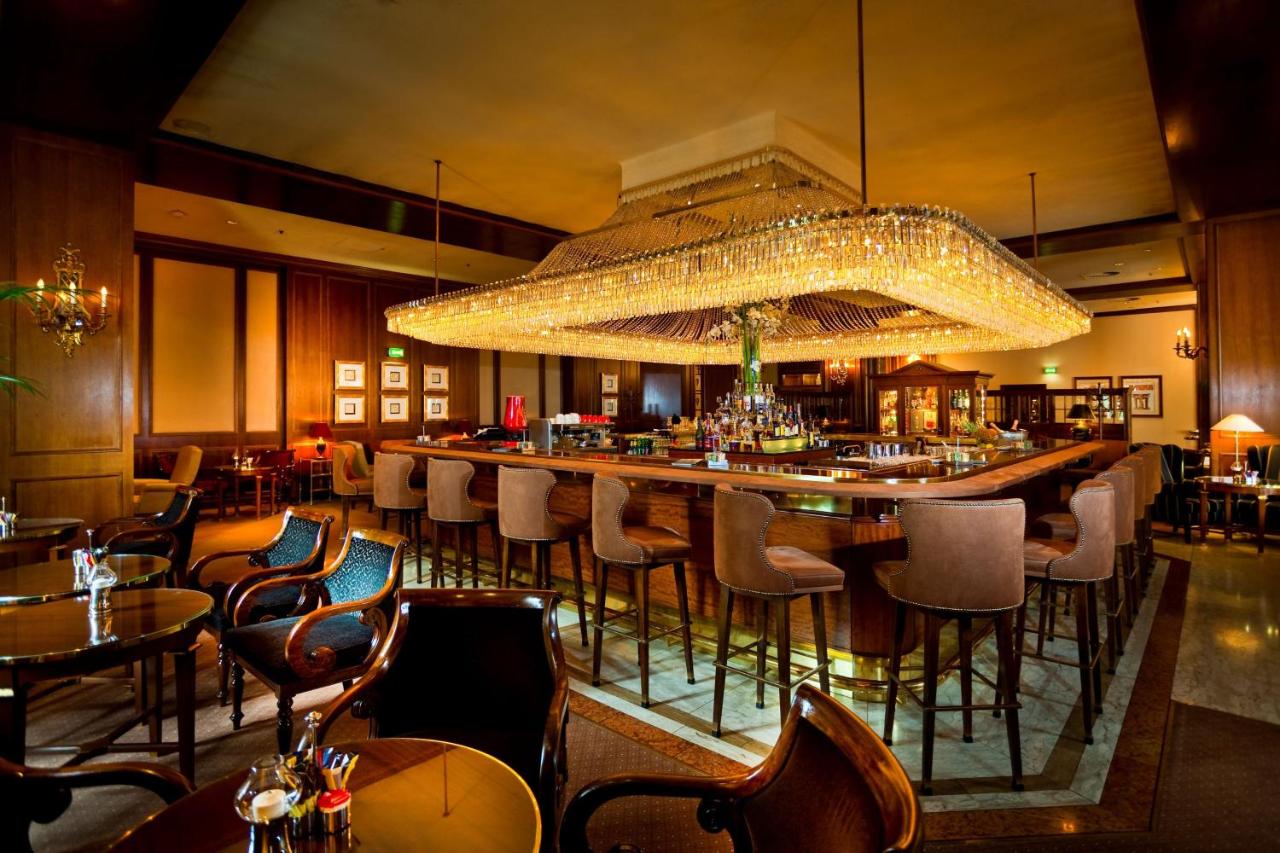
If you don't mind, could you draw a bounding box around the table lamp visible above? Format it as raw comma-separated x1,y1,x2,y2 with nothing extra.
1067,403,1095,441
308,422,334,457
1211,413,1264,477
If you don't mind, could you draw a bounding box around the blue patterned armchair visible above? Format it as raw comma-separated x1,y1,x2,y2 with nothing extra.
225,527,406,753
187,506,334,706
89,488,202,585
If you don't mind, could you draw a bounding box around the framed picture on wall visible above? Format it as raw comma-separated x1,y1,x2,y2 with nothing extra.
1073,375,1112,390
381,362,409,391
601,373,618,394
334,360,366,390
1120,375,1163,418
694,370,703,392
334,394,366,424
380,395,409,423
424,395,449,421
424,365,449,392
602,396,619,418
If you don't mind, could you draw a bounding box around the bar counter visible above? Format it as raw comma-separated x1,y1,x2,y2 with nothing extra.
383,438,1099,684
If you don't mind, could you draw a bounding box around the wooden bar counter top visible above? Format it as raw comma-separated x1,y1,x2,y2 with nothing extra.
383,438,1099,684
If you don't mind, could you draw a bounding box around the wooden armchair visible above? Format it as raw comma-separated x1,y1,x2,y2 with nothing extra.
224,527,405,753
0,754,192,853
316,589,569,851
133,444,202,514
560,684,922,853
89,487,201,585
187,506,334,706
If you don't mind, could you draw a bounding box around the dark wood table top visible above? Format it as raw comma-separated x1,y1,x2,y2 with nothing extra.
0,554,171,605
0,517,83,543
1196,476,1280,495
214,465,274,477
111,738,541,852
0,588,211,666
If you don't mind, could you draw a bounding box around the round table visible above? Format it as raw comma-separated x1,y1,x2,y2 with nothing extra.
0,517,83,560
110,738,542,852
0,554,172,605
215,466,277,520
0,588,212,781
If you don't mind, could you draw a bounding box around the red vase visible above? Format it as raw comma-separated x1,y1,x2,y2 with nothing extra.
503,395,527,431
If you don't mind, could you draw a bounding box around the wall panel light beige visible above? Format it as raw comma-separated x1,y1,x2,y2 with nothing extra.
245,270,280,432
479,350,495,425
499,351,541,416
544,355,562,415
152,258,235,433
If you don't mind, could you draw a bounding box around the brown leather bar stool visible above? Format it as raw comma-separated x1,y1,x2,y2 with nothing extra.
590,475,696,707
711,485,843,734
1021,480,1116,744
876,498,1026,795
1136,445,1163,580
331,443,373,535
1113,453,1147,622
374,452,426,583
427,458,501,589
497,465,590,646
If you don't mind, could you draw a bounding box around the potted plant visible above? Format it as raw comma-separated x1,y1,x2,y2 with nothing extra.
1,284,40,397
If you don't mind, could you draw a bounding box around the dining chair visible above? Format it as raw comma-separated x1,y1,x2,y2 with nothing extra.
187,506,334,705
133,445,202,514
90,487,202,586
224,527,405,753
560,683,922,853
0,754,192,853
316,588,569,852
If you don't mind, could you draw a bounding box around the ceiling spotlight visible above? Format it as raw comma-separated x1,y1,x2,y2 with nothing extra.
225,219,239,226
168,209,187,218
172,118,212,136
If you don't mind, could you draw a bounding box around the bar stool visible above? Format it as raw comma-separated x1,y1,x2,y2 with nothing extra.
1020,480,1116,744
427,458,501,589
711,485,843,735
497,466,590,646
331,443,373,535
590,475,695,707
1136,445,1163,579
1113,453,1147,621
374,453,426,583
876,498,1026,794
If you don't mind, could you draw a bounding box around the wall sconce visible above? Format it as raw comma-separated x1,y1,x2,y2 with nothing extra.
827,358,849,386
1173,326,1206,360
27,244,110,357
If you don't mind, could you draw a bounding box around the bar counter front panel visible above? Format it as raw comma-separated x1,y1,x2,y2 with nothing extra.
385,439,1098,678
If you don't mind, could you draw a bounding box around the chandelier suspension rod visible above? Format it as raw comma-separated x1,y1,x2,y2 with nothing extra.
857,0,868,204
433,159,442,297
1029,170,1039,270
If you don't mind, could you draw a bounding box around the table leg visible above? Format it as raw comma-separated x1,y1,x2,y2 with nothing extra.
150,653,165,743
174,644,198,783
1225,494,1234,541
1258,495,1268,555
0,678,28,764
255,475,263,520
1199,487,1209,542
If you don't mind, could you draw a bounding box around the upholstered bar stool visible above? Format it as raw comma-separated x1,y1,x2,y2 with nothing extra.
497,466,590,646
1113,453,1147,621
428,458,501,589
373,452,427,583
1136,445,1163,580
711,485,843,734
876,498,1026,794
590,475,695,707
331,443,373,535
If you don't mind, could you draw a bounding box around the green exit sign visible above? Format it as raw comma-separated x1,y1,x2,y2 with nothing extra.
386,346,406,359
1042,366,1058,375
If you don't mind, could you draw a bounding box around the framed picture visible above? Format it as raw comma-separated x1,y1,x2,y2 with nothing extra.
693,370,703,393
334,394,366,424
381,362,409,391
601,373,618,394
602,396,619,418
1073,375,1111,390
1120,375,1163,418
424,365,449,392
424,395,449,421
334,360,366,390
380,395,409,423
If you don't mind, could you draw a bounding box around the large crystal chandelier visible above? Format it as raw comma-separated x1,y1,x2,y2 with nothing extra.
386,146,1089,363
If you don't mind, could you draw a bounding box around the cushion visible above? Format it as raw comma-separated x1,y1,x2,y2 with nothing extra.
873,560,906,593
1033,512,1078,541
623,525,691,562
1023,538,1074,576
225,612,374,684
549,511,589,537
765,546,845,592
471,497,499,519
206,582,303,633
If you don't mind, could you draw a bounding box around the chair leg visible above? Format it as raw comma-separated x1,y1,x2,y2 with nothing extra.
276,695,295,755
415,511,424,586
230,662,245,730
996,610,1024,791
469,525,480,588
674,562,695,685
380,508,389,529
883,601,906,746
432,522,443,588
776,598,792,730
1074,585,1095,744
341,496,351,536
920,612,941,795
489,521,501,583
754,599,769,710
592,560,609,687
1087,581,1104,716
1036,580,1053,655
217,642,230,707
712,588,733,738
500,536,512,587
637,567,651,708
959,615,974,744
569,536,588,647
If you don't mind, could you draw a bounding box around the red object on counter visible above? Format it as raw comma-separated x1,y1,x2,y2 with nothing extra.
503,395,527,431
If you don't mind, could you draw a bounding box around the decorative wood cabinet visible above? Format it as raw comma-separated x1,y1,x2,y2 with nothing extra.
871,361,992,437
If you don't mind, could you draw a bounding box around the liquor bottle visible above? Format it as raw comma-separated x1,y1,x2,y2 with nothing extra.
291,711,325,839
695,417,705,450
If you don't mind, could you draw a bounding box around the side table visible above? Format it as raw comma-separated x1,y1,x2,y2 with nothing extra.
308,457,333,503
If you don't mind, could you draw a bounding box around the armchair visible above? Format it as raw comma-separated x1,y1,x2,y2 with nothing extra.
560,684,922,853
332,443,374,535
133,445,202,515
316,589,568,851
225,527,405,753
89,487,201,586
0,754,192,853
187,506,334,706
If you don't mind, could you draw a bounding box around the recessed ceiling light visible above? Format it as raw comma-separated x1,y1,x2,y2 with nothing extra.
1113,262,1125,267
1144,248,1153,253
168,209,187,218
172,118,212,136
1082,271,1122,279
225,219,239,226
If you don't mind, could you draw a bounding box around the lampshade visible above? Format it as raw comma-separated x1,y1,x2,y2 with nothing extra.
308,422,334,439
1211,414,1264,433
1067,404,1094,421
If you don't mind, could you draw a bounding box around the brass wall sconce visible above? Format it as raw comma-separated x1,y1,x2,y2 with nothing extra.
27,244,110,357
1173,326,1206,360
828,358,850,386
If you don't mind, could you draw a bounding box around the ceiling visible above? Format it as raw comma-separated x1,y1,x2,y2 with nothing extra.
164,0,1174,241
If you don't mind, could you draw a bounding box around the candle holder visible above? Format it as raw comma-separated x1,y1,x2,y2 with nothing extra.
235,755,302,853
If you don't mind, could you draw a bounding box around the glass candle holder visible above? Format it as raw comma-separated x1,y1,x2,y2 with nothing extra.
234,755,302,853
